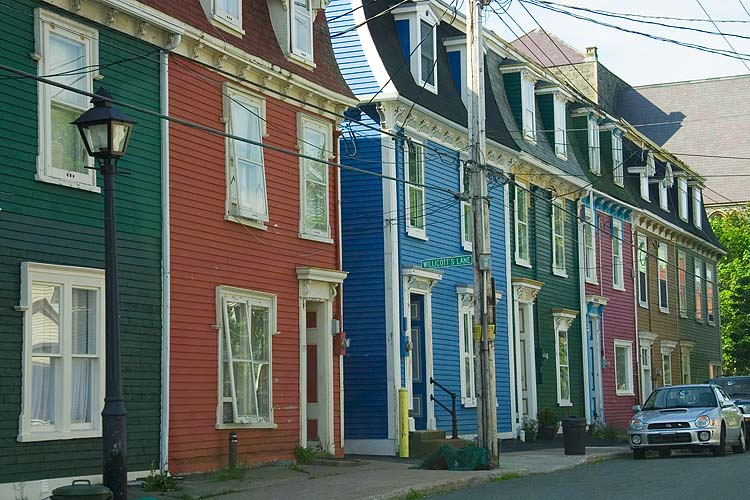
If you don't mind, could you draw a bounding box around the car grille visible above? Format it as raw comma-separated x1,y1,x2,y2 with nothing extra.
647,433,692,444
647,422,690,430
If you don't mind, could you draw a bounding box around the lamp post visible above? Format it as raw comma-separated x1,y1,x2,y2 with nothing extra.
73,87,135,500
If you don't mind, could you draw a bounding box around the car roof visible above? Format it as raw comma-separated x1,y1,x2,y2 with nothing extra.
653,384,716,389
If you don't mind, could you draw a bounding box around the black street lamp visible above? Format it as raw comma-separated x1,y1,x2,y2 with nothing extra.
73,87,135,500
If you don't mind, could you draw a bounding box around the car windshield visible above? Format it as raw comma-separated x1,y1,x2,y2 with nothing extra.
643,387,717,410
716,378,750,398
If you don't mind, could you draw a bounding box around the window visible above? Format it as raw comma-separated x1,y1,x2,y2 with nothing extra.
640,152,655,201
678,177,688,221
460,164,472,251
612,219,624,290
706,264,715,324
640,173,650,201
614,340,634,395
444,39,466,104
515,183,530,266
19,262,105,442
219,287,275,426
587,115,600,175
299,115,331,239
555,324,571,406
521,77,537,142
420,20,436,88
657,242,668,312
694,258,703,321
458,297,476,407
214,0,241,27
553,96,567,158
681,347,692,385
393,5,437,93
709,363,722,379
637,234,648,308
662,353,672,386
225,88,268,223
692,187,703,229
612,131,624,186
584,207,597,284
640,345,653,403
552,199,566,276
405,141,426,238
291,0,314,62
677,250,687,317
659,179,668,211
35,9,98,191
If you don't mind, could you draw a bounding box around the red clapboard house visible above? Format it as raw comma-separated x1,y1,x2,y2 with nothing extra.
138,0,355,473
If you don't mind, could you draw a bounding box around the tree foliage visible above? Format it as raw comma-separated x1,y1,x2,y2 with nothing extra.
711,211,750,375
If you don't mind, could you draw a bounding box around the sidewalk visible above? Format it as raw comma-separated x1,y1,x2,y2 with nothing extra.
128,446,629,500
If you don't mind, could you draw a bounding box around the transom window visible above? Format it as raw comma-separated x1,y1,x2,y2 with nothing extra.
588,115,600,175
677,250,687,317
515,182,530,266
637,234,648,308
291,0,314,62
219,287,275,426
553,96,567,158
35,9,98,191
552,199,566,276
299,115,331,239
614,340,634,395
405,141,426,238
612,218,624,290
458,297,476,407
225,87,268,224
522,77,537,142
19,263,105,442
583,207,597,284
612,131,624,186
657,242,669,312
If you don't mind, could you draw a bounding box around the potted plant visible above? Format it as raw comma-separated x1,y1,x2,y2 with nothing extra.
521,417,538,443
537,407,560,440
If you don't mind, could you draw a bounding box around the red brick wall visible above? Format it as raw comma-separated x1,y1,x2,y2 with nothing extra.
168,57,342,473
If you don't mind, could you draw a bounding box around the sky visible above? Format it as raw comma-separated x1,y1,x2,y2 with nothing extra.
484,0,750,86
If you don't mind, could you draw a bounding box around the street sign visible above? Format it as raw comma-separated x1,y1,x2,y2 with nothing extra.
420,255,472,269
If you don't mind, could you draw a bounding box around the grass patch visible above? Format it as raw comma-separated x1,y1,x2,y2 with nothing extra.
142,465,180,492
293,446,331,465
210,463,247,482
491,472,524,482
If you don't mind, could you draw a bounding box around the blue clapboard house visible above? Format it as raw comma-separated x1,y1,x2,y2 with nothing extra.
327,0,520,455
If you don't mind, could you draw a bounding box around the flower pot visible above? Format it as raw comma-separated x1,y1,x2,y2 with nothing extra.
538,424,558,440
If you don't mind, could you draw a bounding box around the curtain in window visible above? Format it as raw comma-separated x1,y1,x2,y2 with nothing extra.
303,126,328,233
230,100,267,219
293,0,312,57
31,283,61,426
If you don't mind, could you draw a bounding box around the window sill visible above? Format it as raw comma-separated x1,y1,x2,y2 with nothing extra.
515,257,532,269
639,302,649,310
18,429,101,442
612,285,626,292
225,213,268,231
210,16,245,38
659,307,670,315
680,311,687,319
553,268,568,278
555,152,567,161
36,173,101,193
557,401,573,408
523,136,537,145
406,227,428,241
462,400,477,409
299,232,334,244
708,320,716,326
462,241,473,253
695,318,705,324
415,79,437,95
288,52,316,70
215,422,278,430
616,391,635,397
585,277,598,286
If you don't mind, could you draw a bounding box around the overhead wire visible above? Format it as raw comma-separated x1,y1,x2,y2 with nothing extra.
695,0,750,72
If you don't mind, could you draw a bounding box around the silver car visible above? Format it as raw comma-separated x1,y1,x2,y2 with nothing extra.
628,384,745,459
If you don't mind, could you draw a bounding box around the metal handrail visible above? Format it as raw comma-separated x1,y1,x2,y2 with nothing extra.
430,377,458,440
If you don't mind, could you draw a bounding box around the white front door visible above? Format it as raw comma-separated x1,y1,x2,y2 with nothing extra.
588,316,604,423
640,346,653,404
304,301,333,452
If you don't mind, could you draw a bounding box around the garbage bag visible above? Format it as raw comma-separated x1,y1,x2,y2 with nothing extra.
416,444,490,471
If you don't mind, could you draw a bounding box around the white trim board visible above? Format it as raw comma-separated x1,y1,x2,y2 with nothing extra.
1,470,150,500
344,439,396,456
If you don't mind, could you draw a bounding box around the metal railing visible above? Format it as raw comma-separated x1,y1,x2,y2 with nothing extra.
430,377,458,439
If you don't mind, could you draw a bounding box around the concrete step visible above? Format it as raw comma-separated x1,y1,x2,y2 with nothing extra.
409,430,446,443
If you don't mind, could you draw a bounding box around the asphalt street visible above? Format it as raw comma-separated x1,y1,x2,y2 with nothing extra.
432,450,750,499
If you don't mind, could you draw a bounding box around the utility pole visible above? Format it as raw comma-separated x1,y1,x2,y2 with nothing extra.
467,0,498,466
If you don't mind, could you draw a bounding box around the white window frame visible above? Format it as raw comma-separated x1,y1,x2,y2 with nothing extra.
554,320,572,407
290,0,314,63
614,340,634,396
659,180,669,211
637,233,648,308
706,264,715,325
677,177,688,221
405,140,427,239
514,182,531,267
677,250,687,318
19,262,105,442
521,76,537,143
612,131,624,186
587,114,600,175
657,242,669,313
216,285,277,428
612,218,624,290
459,162,472,251
444,38,467,105
35,9,99,192
224,86,269,226
457,293,476,407
662,353,672,386
552,198,567,277
692,187,703,229
394,5,438,94
584,206,597,284
298,114,332,241
640,152,655,201
681,346,693,385
206,0,244,34
553,95,567,159
694,258,703,322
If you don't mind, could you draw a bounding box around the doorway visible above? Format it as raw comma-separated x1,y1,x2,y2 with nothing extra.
410,294,427,430
640,345,653,403
304,301,332,452
517,302,536,421
587,315,604,423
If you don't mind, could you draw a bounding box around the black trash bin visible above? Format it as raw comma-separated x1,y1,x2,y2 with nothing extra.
562,416,587,455
51,480,112,500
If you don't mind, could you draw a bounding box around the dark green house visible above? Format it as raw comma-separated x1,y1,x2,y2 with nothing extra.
0,1,162,496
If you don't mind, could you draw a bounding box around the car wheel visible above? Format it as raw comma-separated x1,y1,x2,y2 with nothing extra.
633,449,646,460
658,449,672,458
713,425,727,457
732,424,746,454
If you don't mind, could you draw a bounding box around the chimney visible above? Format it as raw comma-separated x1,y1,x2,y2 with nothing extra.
585,46,598,62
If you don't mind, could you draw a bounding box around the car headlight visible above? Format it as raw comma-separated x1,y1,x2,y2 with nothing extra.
629,418,644,431
695,415,711,428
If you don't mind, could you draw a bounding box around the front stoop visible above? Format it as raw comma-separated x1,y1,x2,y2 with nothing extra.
409,430,466,458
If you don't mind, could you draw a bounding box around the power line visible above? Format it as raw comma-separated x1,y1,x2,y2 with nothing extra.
695,0,750,72
739,0,750,19
530,2,750,24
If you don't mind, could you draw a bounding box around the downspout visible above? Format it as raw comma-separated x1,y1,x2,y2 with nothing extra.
504,179,515,436
336,130,345,451
578,194,591,425
159,33,180,472
631,213,642,403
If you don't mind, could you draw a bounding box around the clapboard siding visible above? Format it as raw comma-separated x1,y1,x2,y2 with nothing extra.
0,0,162,483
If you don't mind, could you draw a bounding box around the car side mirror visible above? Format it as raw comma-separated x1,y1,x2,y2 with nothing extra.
632,405,641,413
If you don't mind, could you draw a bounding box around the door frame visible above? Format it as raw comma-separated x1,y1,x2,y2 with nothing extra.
638,331,657,404
511,278,543,434
585,295,607,424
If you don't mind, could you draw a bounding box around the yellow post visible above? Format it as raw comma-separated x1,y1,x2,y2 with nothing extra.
398,388,409,458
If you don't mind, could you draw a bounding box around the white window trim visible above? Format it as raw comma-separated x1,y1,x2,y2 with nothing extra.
658,180,669,212
692,187,703,229
459,162,472,252
553,313,575,407
706,264,715,325
662,353,673,386
35,9,99,193
588,114,601,175
202,0,245,36
637,233,648,308
457,292,476,408
553,94,567,159
290,0,315,64
611,218,625,290
393,4,438,94
404,140,427,240
551,198,567,277
224,85,269,226
216,285,277,428
677,177,688,221
677,250,687,318
444,38,467,105
584,206,597,285
681,344,693,385
614,339,634,396
657,242,669,313
298,113,333,242
514,182,531,267
521,76,537,143
612,131,624,187
694,258,703,322
18,262,106,442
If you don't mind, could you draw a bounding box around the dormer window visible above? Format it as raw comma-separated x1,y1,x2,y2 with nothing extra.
202,0,243,33
659,162,673,212
291,0,314,62
637,151,655,201
553,95,567,159
521,75,537,142
692,186,703,229
677,176,688,221
444,38,466,105
393,3,438,94
612,130,623,186
587,114,600,175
